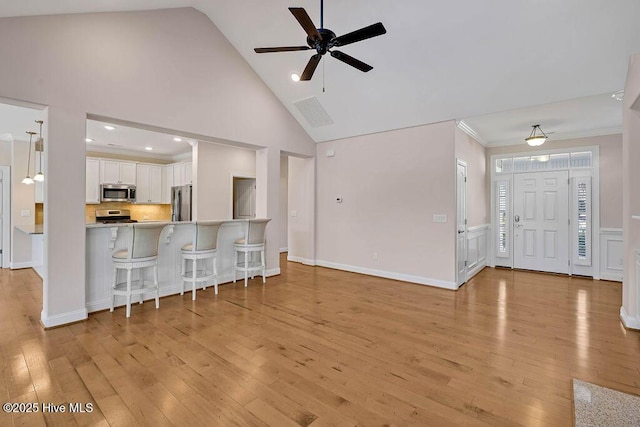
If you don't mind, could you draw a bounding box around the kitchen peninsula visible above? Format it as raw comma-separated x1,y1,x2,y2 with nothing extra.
86,219,264,313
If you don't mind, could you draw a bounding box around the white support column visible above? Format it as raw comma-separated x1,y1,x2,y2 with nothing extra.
41,106,88,328
255,148,281,275
621,53,640,330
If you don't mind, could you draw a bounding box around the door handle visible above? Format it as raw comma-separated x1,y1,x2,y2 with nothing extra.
458,230,464,234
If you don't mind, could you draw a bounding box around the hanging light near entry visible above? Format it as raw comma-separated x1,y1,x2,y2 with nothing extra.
22,131,36,185
525,124,548,147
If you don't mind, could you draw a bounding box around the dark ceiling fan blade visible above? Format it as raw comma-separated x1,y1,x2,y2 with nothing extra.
254,46,311,53
331,22,387,47
330,50,373,72
300,54,322,81
289,7,322,42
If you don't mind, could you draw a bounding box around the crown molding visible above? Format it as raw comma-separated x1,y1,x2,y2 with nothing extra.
456,121,487,146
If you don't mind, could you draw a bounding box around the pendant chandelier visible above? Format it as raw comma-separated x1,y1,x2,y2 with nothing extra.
21,131,36,185
33,120,44,182
525,124,548,147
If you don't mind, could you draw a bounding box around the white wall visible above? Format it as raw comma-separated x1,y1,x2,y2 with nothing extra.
194,142,255,220
10,138,35,267
0,8,315,326
287,156,315,264
622,51,640,329
315,120,458,286
454,128,488,227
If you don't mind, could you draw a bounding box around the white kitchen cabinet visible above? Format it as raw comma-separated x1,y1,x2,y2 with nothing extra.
100,160,137,185
86,158,101,204
136,164,162,204
161,165,173,204
172,161,192,187
173,163,185,187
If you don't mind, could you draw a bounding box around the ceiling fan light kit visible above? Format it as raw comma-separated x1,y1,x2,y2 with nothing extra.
254,2,386,81
525,124,548,147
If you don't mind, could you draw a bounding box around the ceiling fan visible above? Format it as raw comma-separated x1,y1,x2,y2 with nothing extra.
254,1,387,81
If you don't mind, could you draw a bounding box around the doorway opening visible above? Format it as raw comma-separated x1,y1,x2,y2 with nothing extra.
232,176,256,219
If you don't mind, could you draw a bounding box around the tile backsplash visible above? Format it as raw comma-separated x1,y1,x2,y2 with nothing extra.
86,202,171,223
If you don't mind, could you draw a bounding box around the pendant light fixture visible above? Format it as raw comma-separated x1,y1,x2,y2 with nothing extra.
33,120,44,182
22,131,36,185
525,124,548,147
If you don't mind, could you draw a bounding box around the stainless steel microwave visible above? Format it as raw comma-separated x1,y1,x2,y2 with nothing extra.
100,184,136,202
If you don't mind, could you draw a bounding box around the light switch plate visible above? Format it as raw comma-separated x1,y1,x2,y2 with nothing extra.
433,214,447,223
21,210,30,217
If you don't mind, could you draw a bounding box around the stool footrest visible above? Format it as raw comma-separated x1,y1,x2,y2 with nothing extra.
113,280,158,296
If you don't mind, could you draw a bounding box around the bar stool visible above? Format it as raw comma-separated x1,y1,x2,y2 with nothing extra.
181,220,224,300
234,218,271,287
110,223,165,318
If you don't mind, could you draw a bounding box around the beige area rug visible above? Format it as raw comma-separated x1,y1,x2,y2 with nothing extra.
573,379,640,426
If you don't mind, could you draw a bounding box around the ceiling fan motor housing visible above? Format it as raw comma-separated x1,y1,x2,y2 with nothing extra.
307,28,336,55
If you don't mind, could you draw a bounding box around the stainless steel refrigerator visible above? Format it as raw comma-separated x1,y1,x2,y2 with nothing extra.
171,185,192,221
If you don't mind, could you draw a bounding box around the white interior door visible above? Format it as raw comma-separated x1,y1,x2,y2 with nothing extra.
233,178,256,219
513,171,569,274
456,160,467,286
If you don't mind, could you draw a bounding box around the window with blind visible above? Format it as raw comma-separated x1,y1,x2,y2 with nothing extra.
573,177,592,266
496,180,510,258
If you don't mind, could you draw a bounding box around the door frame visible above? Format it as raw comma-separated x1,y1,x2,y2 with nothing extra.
0,166,10,268
489,146,600,279
456,159,468,287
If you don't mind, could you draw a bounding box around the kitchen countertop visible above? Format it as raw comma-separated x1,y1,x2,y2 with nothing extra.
86,219,248,229
15,224,44,235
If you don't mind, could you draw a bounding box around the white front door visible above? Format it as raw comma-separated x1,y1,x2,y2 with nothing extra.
513,171,569,274
456,160,467,286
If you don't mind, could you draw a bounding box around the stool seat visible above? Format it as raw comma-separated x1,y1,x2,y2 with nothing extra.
112,250,157,263
233,218,270,287
181,220,224,300
110,223,164,318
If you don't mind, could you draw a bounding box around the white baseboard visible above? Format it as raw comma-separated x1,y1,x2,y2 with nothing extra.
315,259,458,290
279,247,288,253
287,255,317,266
10,261,33,269
600,273,623,282
41,308,88,328
620,306,640,330
467,262,486,281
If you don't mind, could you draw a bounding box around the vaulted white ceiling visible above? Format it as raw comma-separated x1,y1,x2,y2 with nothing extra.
1,1,639,144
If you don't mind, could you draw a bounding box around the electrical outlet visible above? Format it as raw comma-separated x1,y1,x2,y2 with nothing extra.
372,252,378,261
21,210,30,217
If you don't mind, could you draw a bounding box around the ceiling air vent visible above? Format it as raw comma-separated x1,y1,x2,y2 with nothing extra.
293,96,334,128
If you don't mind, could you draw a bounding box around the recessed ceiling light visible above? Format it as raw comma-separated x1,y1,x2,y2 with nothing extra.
173,137,182,142
85,138,94,143
291,73,300,82
104,125,116,131
145,146,153,151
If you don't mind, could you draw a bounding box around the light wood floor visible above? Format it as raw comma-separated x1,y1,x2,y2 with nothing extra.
1,257,639,426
